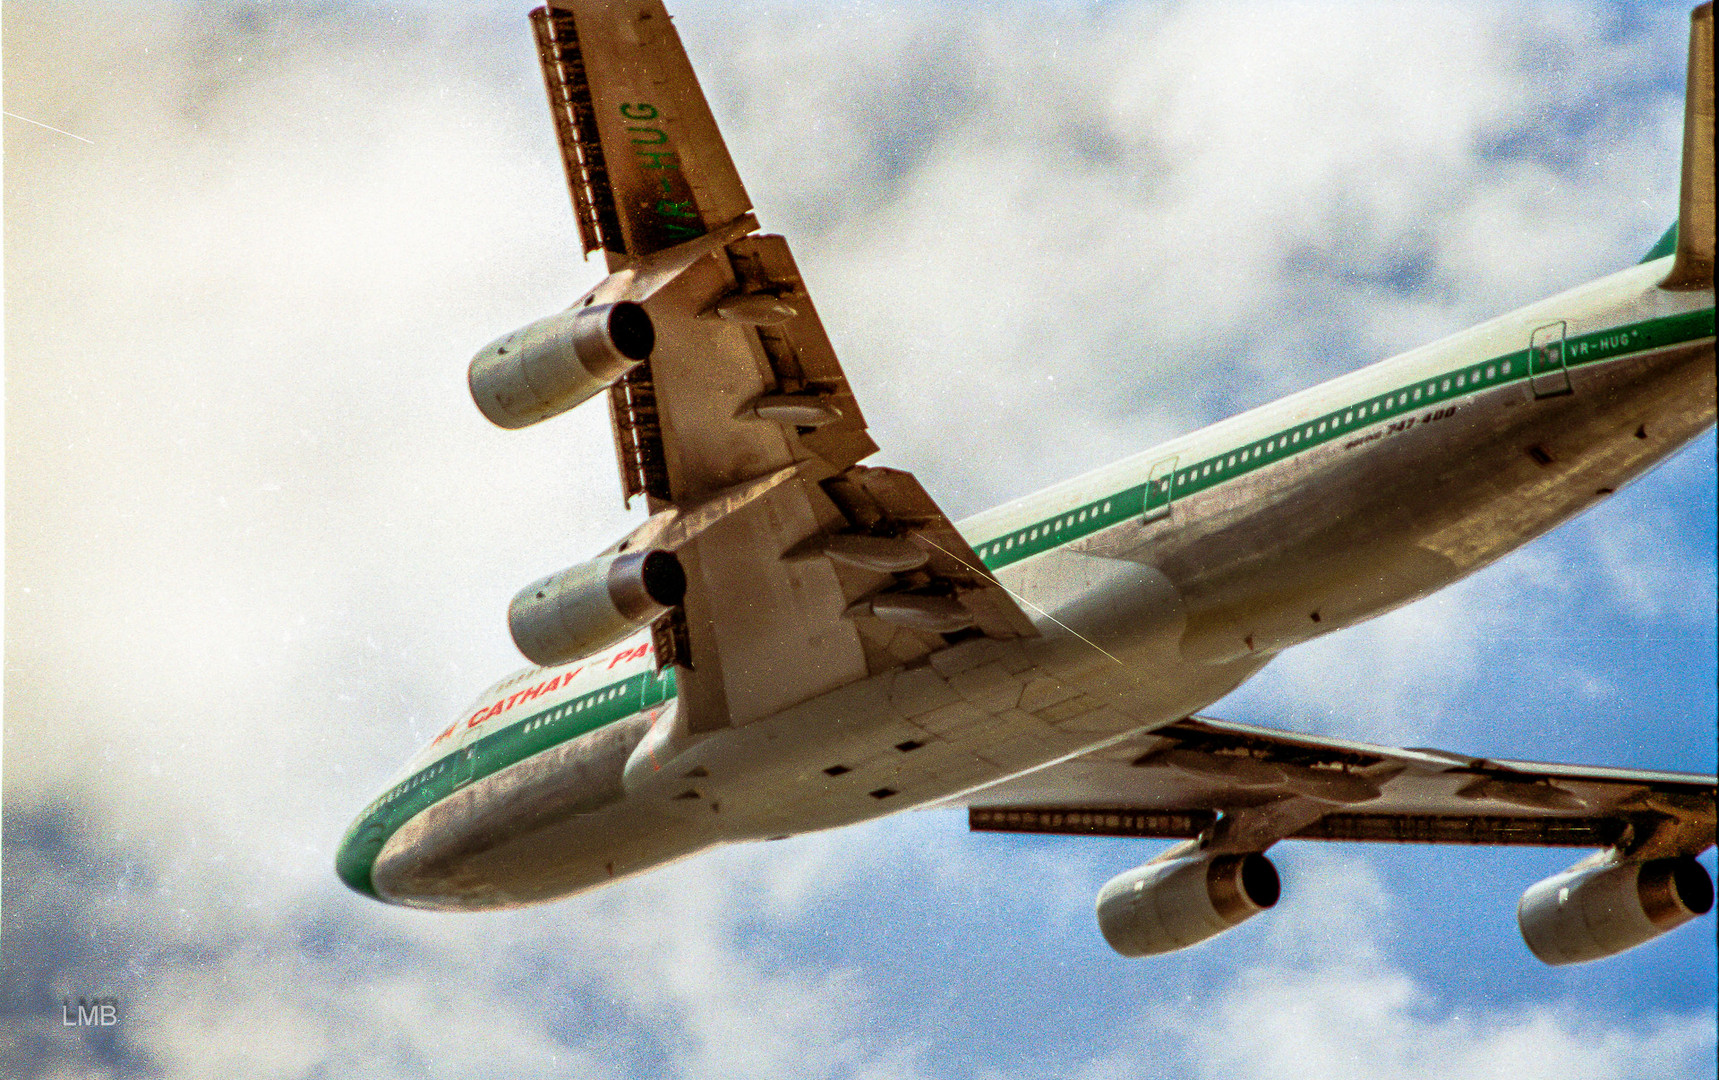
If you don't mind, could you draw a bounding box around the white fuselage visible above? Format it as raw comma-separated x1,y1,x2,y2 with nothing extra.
337,257,1715,910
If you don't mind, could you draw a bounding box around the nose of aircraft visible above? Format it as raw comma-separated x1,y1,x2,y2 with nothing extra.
335,710,685,909
335,814,388,901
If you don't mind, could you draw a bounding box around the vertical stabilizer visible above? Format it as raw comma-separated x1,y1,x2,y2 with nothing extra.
1663,3,1714,289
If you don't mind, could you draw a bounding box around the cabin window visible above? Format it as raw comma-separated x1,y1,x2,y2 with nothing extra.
1202,464,1211,476
1412,388,1421,401
1441,379,1451,391
1078,510,1087,521
1501,359,1512,373
1456,374,1465,388
1291,432,1300,443
1103,501,1112,512
1485,365,1496,378
1005,538,1014,549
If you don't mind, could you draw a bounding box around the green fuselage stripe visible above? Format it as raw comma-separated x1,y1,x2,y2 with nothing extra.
969,307,1715,571
337,305,1715,898
336,666,678,896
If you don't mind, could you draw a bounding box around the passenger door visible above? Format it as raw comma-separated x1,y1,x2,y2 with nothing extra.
1142,456,1179,522
1529,321,1571,397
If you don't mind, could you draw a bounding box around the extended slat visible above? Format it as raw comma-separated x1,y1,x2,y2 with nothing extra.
969,806,1216,839
1292,812,1632,847
531,6,623,256
967,805,1641,848
608,366,671,507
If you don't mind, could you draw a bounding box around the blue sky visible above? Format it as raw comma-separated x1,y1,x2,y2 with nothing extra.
4,1,1714,1077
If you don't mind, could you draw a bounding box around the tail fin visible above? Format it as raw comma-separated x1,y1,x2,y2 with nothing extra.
1662,3,1714,289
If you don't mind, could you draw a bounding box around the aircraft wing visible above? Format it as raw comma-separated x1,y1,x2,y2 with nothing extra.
530,2,1036,731
957,715,1718,859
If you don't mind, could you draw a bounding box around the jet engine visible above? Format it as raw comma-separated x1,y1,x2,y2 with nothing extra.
509,550,686,667
1517,855,1714,965
469,301,655,429
1095,851,1280,957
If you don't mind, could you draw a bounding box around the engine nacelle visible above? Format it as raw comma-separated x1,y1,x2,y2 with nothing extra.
469,301,655,429
1517,855,1714,965
509,550,686,668
1095,852,1280,957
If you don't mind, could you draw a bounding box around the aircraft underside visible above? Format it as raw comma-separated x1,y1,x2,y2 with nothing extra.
339,0,1716,968
367,321,1714,920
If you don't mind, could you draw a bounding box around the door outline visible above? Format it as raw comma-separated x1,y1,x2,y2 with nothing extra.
451,743,478,790
1529,321,1571,398
1142,456,1179,523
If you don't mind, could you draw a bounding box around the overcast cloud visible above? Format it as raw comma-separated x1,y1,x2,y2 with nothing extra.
4,2,1714,1078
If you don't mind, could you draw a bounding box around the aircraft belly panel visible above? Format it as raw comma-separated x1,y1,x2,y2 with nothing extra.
648,633,1267,841
372,712,670,909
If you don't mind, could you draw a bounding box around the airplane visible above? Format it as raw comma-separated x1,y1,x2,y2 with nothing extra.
338,0,1716,966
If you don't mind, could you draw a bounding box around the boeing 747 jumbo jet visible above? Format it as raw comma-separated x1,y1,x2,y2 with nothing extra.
339,1,1716,965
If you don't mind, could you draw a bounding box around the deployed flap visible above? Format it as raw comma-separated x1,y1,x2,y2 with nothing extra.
1664,2,1714,289
533,2,752,264
962,715,1717,860
532,2,1037,733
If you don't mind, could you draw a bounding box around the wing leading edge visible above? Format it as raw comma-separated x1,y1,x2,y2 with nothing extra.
961,715,1717,860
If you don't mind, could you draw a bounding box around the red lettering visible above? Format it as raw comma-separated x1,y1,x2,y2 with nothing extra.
432,722,459,744
607,642,649,669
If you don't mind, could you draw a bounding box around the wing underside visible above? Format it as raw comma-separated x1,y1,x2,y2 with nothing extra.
960,715,1717,859
529,2,1036,732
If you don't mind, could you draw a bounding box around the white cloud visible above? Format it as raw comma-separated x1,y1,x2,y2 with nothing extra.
1081,853,1716,1080
4,1,1710,1078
